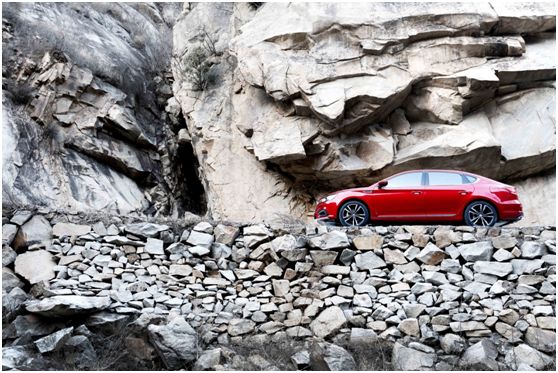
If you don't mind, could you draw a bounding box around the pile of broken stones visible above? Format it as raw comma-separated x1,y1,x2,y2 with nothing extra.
2,210,556,370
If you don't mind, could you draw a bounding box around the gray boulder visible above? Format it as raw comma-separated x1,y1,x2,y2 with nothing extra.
311,342,356,371
459,241,493,261
459,339,499,370
25,295,111,317
309,230,350,250
12,215,52,250
14,250,56,284
392,342,435,370
34,327,74,353
148,316,200,369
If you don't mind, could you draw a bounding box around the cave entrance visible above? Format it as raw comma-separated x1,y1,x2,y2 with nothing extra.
176,140,207,215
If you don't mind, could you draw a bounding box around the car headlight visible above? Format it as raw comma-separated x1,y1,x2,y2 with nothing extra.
319,194,337,203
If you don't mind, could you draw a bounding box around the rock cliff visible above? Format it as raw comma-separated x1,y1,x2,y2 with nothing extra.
172,2,556,224
3,3,206,218
2,2,557,225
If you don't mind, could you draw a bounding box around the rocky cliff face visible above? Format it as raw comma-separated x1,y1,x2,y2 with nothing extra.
172,2,556,224
2,2,557,225
2,3,206,218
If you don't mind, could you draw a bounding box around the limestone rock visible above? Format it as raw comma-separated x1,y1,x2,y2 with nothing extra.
525,327,556,353
459,242,493,261
2,224,18,246
310,342,356,371
12,215,52,250
25,296,111,316
459,339,499,370
14,250,56,284
354,251,386,271
392,342,435,370
34,327,74,353
352,234,383,251
148,316,199,369
309,231,349,250
52,223,91,237
124,223,170,238
310,306,346,338
228,319,256,336
416,243,446,265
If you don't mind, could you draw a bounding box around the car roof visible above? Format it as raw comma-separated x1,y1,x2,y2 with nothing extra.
392,169,482,177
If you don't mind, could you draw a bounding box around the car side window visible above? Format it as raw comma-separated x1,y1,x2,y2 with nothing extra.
387,172,423,188
428,172,463,186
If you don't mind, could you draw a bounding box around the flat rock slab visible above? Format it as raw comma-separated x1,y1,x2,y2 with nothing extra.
14,250,56,284
25,295,111,317
52,222,91,237
124,223,170,238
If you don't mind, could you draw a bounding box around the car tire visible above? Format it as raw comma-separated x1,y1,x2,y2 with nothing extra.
464,201,498,227
338,200,369,227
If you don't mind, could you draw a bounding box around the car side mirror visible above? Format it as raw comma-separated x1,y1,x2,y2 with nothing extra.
378,180,388,189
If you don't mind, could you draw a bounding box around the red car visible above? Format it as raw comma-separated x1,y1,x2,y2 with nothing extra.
314,170,523,227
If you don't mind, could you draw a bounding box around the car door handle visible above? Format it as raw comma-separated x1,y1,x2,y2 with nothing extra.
459,190,470,195
412,191,422,195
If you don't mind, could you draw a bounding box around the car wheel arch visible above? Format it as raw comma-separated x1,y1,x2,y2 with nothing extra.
337,198,371,224
463,198,499,221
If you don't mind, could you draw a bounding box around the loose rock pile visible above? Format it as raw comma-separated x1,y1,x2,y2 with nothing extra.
2,211,556,370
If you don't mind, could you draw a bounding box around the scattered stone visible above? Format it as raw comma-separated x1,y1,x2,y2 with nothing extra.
12,215,52,250
34,327,74,353
525,327,556,353
520,241,547,258
214,224,240,245
309,230,349,250
14,250,56,284
228,319,256,336
144,238,164,255
310,306,346,338
392,342,435,370
459,242,493,261
353,233,383,251
311,342,356,371
147,316,199,369
124,223,169,238
26,295,111,316
186,231,214,249
354,251,386,271
52,223,91,237
416,242,446,265
459,339,499,370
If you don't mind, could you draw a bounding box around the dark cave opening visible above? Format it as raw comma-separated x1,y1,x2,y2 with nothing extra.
176,141,207,215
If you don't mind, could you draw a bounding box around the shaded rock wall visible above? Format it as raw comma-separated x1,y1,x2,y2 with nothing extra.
2,212,556,370
172,2,556,224
2,3,206,217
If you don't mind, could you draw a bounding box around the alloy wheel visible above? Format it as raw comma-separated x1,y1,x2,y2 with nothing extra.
341,202,367,226
467,202,496,227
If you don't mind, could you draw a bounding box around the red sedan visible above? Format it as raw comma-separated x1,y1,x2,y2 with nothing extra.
314,170,523,227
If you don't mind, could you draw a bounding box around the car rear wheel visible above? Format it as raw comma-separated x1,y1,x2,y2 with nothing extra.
338,200,369,227
464,201,497,227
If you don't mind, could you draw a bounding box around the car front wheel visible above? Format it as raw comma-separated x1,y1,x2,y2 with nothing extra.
464,201,497,227
338,200,369,227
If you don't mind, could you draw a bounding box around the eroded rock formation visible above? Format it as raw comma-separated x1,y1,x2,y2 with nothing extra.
2,3,206,217
2,2,556,225
172,2,556,223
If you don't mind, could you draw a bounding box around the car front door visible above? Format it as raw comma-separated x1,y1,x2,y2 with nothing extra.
422,171,475,219
372,171,426,220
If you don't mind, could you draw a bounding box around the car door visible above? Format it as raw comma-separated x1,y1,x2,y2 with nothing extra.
372,171,426,219
422,171,475,219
